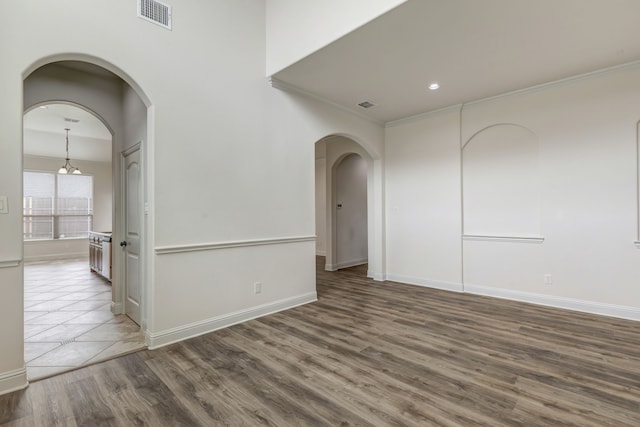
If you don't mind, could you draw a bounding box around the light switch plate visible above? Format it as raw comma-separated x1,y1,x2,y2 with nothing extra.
0,196,7,214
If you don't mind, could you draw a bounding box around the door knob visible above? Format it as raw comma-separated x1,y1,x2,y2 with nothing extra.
120,241,128,247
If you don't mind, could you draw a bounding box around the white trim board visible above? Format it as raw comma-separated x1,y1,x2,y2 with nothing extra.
0,259,22,268
386,274,464,293
336,258,368,269
386,60,640,128
269,77,383,126
325,263,338,272
155,236,316,255
385,103,462,128
368,270,384,282
111,301,124,315
146,292,317,349
23,252,88,262
384,275,640,322
0,367,28,396
463,235,544,244
465,283,640,322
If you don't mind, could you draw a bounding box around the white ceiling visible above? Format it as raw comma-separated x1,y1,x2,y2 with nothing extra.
23,103,112,162
23,61,119,163
273,0,640,124
24,103,111,139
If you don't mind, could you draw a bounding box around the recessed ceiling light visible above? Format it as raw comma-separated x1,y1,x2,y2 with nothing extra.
39,105,48,109
428,82,440,91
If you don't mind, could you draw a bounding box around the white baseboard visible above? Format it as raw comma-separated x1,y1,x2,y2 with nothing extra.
111,302,124,315
465,283,640,321
325,263,338,271
23,252,88,262
147,292,317,349
316,250,326,256
336,258,368,269
368,270,385,282
0,367,28,396
386,274,464,293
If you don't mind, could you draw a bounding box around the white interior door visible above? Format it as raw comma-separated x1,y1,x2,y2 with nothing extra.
122,144,142,325
335,154,368,268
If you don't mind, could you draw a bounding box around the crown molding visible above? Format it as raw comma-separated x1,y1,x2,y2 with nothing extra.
156,235,316,255
385,104,462,128
268,77,384,127
464,59,640,109
388,60,640,128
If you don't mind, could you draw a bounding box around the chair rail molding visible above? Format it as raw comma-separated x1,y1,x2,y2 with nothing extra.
155,235,316,255
0,258,22,268
463,234,544,244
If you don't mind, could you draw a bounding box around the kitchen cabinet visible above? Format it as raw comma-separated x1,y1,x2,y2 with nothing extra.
89,231,112,282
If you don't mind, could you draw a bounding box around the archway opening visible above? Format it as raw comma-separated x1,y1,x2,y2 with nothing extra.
21,60,149,380
315,135,372,278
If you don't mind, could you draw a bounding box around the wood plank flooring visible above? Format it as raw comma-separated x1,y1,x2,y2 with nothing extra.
2,257,640,426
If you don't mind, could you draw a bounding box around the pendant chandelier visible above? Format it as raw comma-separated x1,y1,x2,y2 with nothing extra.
58,128,82,175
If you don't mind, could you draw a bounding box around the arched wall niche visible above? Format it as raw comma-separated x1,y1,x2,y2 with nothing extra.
462,123,541,238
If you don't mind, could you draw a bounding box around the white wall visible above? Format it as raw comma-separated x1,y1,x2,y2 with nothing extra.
315,141,327,255
23,154,112,261
265,0,407,75
385,108,463,291
385,64,640,318
335,154,368,268
461,65,640,312
0,0,386,393
463,124,540,237
122,85,147,152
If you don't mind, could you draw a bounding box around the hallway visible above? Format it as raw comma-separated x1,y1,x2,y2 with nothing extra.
24,258,145,380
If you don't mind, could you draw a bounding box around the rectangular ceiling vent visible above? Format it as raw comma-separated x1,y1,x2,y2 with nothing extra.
138,0,172,30
358,101,375,109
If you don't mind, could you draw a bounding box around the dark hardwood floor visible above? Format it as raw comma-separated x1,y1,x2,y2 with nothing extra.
2,257,640,426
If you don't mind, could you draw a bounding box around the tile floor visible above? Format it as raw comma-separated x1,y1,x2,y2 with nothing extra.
24,258,146,381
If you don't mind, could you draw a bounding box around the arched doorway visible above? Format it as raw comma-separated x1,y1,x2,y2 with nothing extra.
21,59,151,380
315,135,373,277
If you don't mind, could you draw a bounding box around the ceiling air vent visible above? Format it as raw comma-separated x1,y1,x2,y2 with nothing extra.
138,0,172,30
358,101,375,109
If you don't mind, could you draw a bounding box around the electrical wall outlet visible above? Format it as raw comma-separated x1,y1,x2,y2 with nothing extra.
0,196,8,214
254,282,262,294
543,274,553,285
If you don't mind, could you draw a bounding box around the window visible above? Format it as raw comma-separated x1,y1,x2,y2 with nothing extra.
23,171,93,240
